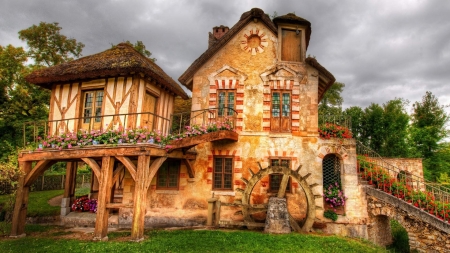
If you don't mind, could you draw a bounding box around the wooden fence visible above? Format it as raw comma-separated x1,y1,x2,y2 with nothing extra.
0,173,91,195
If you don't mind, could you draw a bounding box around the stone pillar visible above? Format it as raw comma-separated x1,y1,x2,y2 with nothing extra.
264,197,291,234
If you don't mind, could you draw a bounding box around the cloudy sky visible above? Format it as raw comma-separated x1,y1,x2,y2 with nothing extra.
1,0,449,113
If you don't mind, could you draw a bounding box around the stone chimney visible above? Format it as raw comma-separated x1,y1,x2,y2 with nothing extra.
208,25,229,48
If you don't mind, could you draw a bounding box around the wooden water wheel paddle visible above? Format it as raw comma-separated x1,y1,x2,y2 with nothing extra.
236,163,320,232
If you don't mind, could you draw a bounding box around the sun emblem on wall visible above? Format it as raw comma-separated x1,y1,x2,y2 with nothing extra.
240,28,269,55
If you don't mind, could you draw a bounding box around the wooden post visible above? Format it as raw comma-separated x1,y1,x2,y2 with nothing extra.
93,156,114,241
10,161,32,237
130,156,166,241
131,155,151,241
207,198,218,226
61,162,77,215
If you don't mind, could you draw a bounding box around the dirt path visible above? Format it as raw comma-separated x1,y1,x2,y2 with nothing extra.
48,195,63,206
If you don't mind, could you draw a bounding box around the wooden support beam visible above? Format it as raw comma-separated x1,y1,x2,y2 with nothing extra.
130,155,150,242
10,161,32,237
24,160,57,187
277,174,290,198
19,146,196,162
81,158,101,181
115,156,136,181
131,156,167,241
112,164,124,185
93,156,115,241
146,157,167,187
182,159,195,178
63,162,77,198
105,203,133,209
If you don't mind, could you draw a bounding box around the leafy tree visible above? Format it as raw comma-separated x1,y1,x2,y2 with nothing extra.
0,45,27,107
319,82,345,115
0,22,85,152
124,40,156,62
381,99,410,157
360,103,385,153
343,106,364,139
410,91,449,159
408,91,449,181
18,22,84,67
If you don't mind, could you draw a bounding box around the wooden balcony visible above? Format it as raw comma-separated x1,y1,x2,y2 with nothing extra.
13,108,239,241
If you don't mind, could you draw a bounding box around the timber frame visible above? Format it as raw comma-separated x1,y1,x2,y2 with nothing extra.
11,145,196,241
11,127,238,241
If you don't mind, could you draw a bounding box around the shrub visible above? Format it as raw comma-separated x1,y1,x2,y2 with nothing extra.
324,210,338,221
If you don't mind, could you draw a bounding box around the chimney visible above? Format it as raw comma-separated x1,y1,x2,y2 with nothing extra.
208,25,229,48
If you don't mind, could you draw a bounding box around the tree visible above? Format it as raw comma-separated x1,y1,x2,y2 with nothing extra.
0,45,27,109
381,99,410,157
18,22,85,67
360,103,385,152
410,91,449,180
343,106,364,139
410,91,448,159
319,82,345,115
124,40,156,62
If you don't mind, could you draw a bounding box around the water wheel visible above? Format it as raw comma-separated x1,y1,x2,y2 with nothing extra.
236,162,320,232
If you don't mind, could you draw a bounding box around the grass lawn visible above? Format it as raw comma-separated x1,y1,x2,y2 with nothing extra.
0,225,387,253
0,190,64,217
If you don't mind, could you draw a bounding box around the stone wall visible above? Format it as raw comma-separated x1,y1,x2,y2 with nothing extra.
366,187,450,252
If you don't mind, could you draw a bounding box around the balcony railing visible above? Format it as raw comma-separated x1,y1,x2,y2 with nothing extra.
22,107,238,148
318,114,352,131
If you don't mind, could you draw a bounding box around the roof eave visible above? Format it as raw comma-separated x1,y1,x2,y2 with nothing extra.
305,57,335,102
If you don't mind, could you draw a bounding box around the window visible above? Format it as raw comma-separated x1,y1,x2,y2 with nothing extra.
213,157,233,190
269,159,291,193
281,28,302,62
322,154,341,189
271,91,291,132
81,90,104,130
157,160,180,189
218,90,235,117
141,92,157,130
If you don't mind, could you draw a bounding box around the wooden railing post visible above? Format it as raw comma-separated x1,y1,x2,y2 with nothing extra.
207,197,219,226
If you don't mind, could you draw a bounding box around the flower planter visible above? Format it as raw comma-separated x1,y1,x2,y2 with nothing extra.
324,203,345,215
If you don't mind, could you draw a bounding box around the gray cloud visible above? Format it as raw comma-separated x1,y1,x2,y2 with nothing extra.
1,0,449,111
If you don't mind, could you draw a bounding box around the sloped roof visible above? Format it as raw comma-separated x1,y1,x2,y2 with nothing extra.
26,43,188,99
179,8,277,90
306,57,336,102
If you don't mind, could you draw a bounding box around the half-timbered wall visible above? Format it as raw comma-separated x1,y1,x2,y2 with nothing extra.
48,75,175,135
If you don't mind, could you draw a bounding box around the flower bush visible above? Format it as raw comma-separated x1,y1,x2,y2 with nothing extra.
33,119,235,151
319,123,352,139
358,155,450,222
323,182,347,210
71,196,97,213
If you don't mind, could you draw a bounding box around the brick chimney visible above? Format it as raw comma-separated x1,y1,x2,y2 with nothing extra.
208,25,229,48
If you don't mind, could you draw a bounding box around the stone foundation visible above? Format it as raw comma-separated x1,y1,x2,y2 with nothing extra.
320,222,368,239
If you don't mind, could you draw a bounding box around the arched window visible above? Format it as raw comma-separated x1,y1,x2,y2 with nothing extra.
322,154,341,188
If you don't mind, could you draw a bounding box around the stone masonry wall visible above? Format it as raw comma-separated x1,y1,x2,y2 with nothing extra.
367,188,450,252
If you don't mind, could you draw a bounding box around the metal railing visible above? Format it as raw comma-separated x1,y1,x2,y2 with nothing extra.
318,114,352,131
23,108,238,147
171,107,237,135
357,140,450,220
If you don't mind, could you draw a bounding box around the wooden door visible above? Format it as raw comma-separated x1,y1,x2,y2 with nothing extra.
281,29,301,62
81,90,104,130
141,92,157,130
271,92,291,132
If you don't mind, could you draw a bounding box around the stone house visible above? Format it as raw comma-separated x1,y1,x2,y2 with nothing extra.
13,7,439,249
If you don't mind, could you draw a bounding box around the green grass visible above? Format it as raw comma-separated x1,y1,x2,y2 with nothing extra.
0,227,386,253
0,190,63,217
